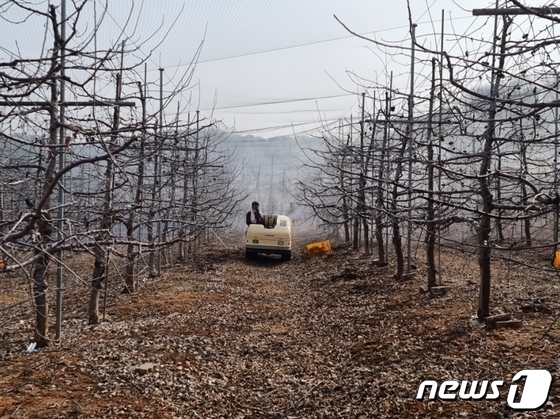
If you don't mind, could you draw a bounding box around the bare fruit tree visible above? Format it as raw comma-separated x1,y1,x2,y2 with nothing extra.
0,1,246,343
299,1,560,319
0,1,143,346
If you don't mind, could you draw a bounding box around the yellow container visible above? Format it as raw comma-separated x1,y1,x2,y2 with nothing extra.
305,240,332,256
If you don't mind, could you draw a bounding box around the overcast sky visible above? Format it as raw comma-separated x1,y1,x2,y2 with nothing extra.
158,0,486,137
1,0,549,138
154,0,550,138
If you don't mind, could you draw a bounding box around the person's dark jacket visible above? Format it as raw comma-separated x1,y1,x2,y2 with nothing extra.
246,210,264,226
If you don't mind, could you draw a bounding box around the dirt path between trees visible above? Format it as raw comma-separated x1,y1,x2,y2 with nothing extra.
1,241,560,418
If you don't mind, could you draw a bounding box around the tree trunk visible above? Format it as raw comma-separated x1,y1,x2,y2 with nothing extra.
341,132,350,244
124,130,144,292
426,58,437,289
524,216,532,246
148,119,161,277
33,13,61,345
148,206,156,277
88,244,106,324
124,222,138,293
495,147,505,242
33,215,53,347
88,66,122,323
190,112,200,255
33,147,56,346
125,80,148,291
375,209,386,264
358,93,369,255
362,208,370,255
391,138,408,280
179,126,191,260
358,173,369,255
353,213,359,251
477,16,509,321
342,194,350,243
520,143,532,246
375,91,391,266
392,215,405,279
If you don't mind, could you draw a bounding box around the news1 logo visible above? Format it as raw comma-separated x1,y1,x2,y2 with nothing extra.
416,370,552,410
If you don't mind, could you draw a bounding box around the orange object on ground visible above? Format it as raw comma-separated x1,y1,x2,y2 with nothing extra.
305,240,332,256
553,250,560,269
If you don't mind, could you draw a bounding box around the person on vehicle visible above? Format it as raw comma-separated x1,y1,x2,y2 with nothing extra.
246,201,265,226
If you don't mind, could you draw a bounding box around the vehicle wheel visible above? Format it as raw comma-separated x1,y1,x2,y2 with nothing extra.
246,250,256,259
281,252,291,261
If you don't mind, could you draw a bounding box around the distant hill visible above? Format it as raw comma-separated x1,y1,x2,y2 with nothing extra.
218,132,324,225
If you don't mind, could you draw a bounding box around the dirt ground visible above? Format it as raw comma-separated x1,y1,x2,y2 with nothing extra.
1,234,560,418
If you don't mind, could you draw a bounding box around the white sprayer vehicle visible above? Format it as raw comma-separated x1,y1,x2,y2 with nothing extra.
245,214,292,260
